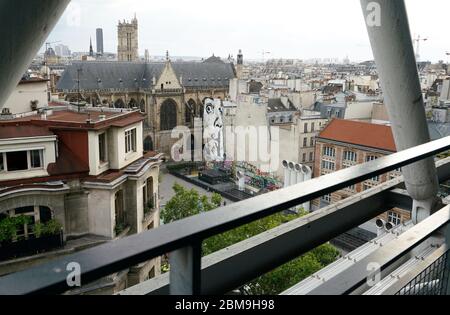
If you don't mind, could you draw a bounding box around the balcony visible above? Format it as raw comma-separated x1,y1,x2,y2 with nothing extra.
0,137,450,295
1,0,449,296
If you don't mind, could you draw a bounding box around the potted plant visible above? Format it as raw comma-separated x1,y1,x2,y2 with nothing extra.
144,199,154,215
0,216,64,261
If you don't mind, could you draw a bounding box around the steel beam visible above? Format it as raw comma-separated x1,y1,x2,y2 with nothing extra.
2,137,450,295
308,206,450,295
169,244,202,295
121,179,403,295
0,0,70,109
360,0,440,223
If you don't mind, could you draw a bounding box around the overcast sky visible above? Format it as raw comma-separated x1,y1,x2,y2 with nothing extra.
44,0,450,62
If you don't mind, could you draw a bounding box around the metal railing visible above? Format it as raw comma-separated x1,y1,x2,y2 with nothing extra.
1,136,450,295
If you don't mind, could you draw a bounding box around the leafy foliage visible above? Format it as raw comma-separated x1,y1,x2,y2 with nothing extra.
0,216,32,243
33,219,62,238
160,183,222,224
161,184,340,295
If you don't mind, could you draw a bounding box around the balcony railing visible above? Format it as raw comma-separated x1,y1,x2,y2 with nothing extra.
1,137,450,295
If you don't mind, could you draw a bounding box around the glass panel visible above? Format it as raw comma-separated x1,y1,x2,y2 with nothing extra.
6,151,28,171
30,150,42,168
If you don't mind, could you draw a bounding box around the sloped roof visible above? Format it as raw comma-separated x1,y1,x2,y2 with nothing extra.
318,119,397,152
56,61,236,91
0,125,53,140
267,98,297,113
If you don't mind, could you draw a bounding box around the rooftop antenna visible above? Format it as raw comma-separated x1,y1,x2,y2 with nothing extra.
262,51,271,63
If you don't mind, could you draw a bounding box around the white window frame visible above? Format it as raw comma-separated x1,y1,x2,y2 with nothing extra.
29,150,44,170
366,155,380,182
0,149,45,173
388,211,402,226
98,132,108,164
125,128,137,154
321,194,332,203
321,160,335,171
323,146,336,158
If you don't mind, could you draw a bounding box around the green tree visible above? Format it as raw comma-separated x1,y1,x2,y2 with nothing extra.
161,183,222,224
161,184,340,295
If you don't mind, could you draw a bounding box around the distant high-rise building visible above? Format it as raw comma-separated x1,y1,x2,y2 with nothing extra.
55,44,71,57
117,15,139,62
96,28,104,55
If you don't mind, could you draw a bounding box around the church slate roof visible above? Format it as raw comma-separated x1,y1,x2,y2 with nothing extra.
56,61,236,91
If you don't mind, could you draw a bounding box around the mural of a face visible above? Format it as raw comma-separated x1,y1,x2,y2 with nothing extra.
203,98,224,162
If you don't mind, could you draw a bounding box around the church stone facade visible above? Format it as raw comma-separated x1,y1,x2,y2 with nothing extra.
56,57,237,156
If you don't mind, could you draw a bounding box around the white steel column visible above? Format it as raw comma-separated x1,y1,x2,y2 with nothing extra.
360,0,440,223
0,0,70,109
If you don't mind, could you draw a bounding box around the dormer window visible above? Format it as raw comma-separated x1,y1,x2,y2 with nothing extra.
0,150,43,172
99,133,107,163
125,129,137,154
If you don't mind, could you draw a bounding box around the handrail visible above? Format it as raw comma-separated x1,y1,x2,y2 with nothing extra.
307,206,450,295
1,136,450,294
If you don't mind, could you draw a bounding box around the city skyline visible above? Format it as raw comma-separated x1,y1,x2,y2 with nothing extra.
43,0,450,62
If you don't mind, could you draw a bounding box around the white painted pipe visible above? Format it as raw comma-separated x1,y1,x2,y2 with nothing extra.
376,219,386,237
302,165,312,212
282,160,290,188
237,171,245,191
295,164,304,184
360,0,440,223
289,162,297,187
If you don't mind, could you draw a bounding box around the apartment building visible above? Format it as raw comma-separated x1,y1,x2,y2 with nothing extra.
312,119,407,227
0,105,163,293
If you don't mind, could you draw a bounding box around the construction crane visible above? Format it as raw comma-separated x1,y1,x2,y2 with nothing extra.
262,51,271,63
413,35,428,62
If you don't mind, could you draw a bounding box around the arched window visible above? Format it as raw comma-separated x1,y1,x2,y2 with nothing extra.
144,136,154,152
185,104,192,124
185,99,196,126
128,98,137,108
198,104,204,119
140,99,146,113
160,99,178,131
114,98,125,108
